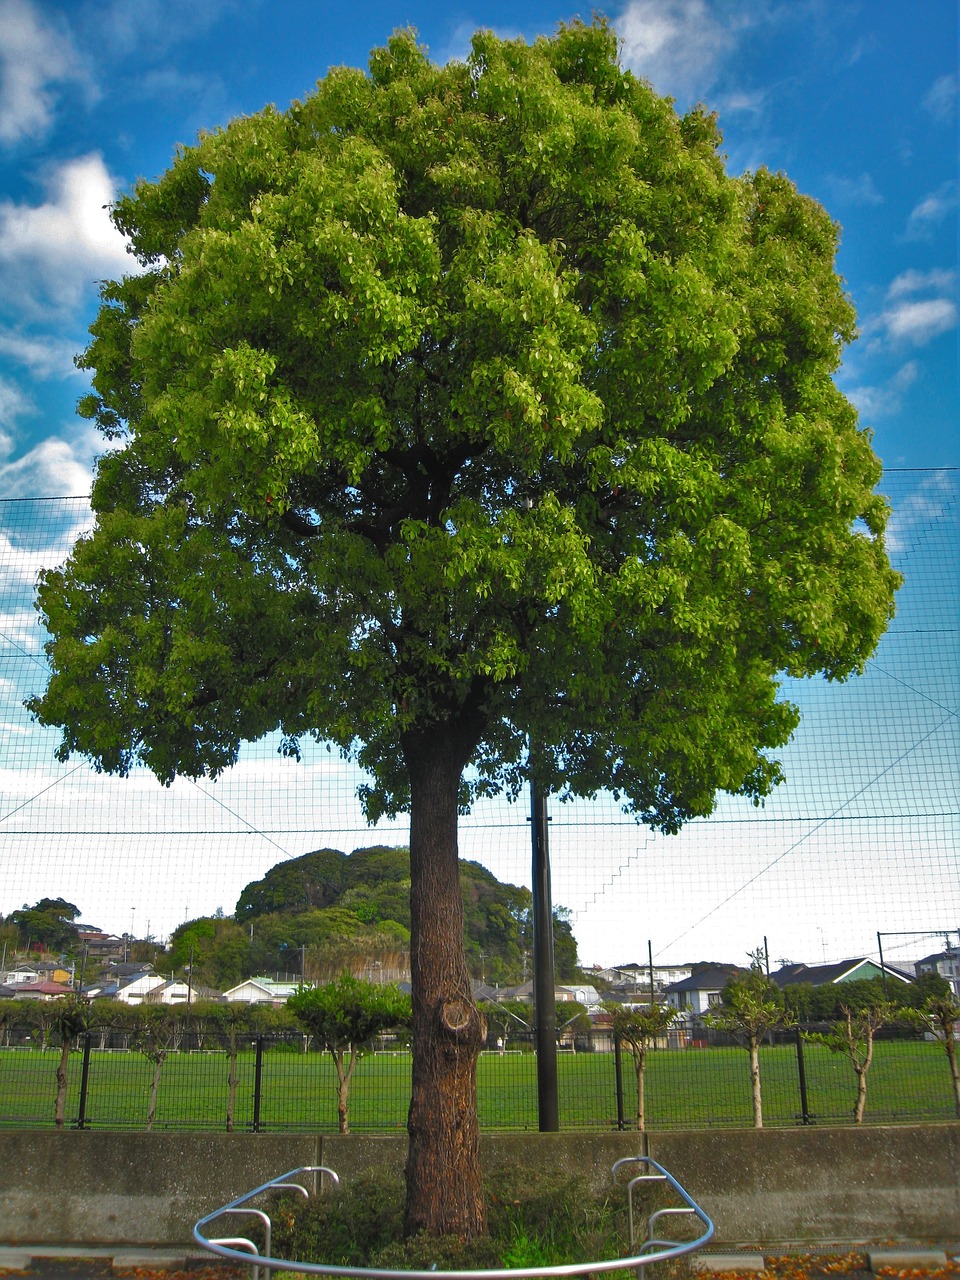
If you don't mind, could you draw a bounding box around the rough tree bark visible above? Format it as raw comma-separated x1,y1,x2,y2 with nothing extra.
748,1034,763,1129
403,720,487,1239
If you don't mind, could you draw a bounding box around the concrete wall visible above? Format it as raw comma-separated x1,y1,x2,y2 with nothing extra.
0,1127,957,1249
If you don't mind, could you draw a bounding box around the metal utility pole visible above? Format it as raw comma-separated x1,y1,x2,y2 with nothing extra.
530,774,558,1131
648,939,655,1005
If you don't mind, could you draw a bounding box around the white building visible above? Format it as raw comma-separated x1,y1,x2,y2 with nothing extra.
222,977,306,1005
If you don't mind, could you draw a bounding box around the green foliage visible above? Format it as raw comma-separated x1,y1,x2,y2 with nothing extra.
51,993,91,1044
24,15,900,1228
605,1000,676,1047
167,915,252,988
288,974,411,1052
271,1167,625,1269
556,999,592,1035
806,1000,901,1122
8,899,81,953
289,975,411,1133
481,999,532,1046
235,848,351,920
235,845,577,985
784,975,923,1022
29,19,898,832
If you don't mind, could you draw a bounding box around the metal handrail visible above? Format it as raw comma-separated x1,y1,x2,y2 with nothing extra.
193,1156,714,1279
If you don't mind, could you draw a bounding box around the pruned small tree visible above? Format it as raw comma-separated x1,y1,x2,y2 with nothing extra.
706,954,787,1128
52,994,91,1129
131,1004,182,1130
288,974,411,1133
808,999,899,1123
480,999,532,1052
604,1000,677,1130
911,993,960,1119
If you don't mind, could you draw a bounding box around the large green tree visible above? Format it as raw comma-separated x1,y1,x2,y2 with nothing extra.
9,898,81,953
29,22,898,1236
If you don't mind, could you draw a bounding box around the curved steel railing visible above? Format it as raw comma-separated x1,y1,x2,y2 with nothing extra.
194,1156,714,1279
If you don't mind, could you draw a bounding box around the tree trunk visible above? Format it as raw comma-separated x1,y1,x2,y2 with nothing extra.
225,1023,237,1132
853,1065,868,1123
852,1026,874,1123
55,1041,71,1129
146,1052,166,1130
333,1048,357,1135
633,1045,647,1131
403,723,487,1239
748,1034,763,1128
943,1029,960,1119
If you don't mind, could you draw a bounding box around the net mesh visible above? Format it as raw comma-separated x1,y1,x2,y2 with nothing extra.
1,470,957,973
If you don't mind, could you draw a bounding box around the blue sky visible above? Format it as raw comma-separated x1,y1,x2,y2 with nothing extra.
0,0,957,963
0,0,956,495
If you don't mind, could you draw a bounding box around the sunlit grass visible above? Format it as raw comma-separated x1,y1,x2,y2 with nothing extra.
0,1038,953,1131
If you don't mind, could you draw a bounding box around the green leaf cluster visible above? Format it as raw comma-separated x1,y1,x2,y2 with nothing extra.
288,972,411,1052
30,18,899,836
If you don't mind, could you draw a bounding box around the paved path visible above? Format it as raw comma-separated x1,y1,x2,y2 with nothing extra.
2,1246,957,1280
0,1249,244,1279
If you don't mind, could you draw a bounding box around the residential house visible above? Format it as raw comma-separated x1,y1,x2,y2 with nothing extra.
482,981,600,1008
115,972,167,1004
12,979,73,1001
75,927,125,960
142,978,221,1005
771,958,914,990
593,962,692,997
663,966,745,1019
5,965,41,986
221,977,305,1005
915,949,960,997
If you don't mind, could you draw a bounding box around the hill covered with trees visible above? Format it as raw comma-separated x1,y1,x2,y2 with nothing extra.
166,846,579,989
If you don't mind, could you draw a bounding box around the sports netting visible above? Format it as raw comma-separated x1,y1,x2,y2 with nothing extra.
1,468,957,974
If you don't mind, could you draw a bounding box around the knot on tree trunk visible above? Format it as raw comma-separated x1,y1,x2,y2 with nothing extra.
439,998,486,1045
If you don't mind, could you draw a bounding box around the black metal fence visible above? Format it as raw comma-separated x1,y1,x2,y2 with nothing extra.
1,1023,955,1133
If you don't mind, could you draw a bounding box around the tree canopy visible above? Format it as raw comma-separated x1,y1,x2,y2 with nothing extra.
27,19,900,1236
9,898,81,953
235,846,579,983
30,21,897,827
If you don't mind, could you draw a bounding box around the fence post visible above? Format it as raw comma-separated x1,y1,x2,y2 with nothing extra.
252,1036,264,1133
75,1032,92,1130
614,1032,625,1130
795,1026,814,1125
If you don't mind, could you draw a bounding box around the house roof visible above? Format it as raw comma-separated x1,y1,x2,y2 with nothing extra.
664,966,743,993
771,958,913,988
917,950,960,965
14,979,73,996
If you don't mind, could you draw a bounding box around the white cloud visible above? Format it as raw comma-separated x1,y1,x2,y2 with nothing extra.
861,267,959,350
886,268,957,300
0,375,35,458
846,361,918,421
906,181,959,241
0,329,84,380
882,298,957,346
718,89,767,114
83,0,236,59
885,471,957,557
0,505,93,593
0,0,93,145
615,0,761,101
922,73,957,124
0,153,136,317
0,606,46,655
0,431,96,498
825,173,883,207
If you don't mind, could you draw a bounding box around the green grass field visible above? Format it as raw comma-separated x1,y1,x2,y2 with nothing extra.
0,1038,955,1132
